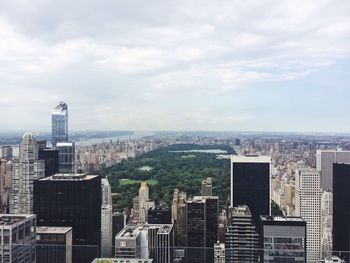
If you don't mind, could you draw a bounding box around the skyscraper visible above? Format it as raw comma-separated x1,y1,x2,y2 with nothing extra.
52,102,68,147
101,178,113,257
225,206,259,263
295,168,322,262
231,155,271,225
10,132,45,214
148,206,172,224
112,212,126,250
1,146,13,161
34,173,102,263
171,189,187,247
316,150,350,191
133,182,155,223
186,196,218,263
201,177,213,196
259,215,306,262
333,163,350,262
38,148,59,177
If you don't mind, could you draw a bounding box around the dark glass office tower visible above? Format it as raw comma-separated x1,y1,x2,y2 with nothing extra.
33,174,101,263
333,163,350,262
186,196,218,263
231,155,271,225
148,206,172,224
38,148,59,177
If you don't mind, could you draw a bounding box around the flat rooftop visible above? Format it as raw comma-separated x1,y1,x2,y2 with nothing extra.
260,215,305,223
36,226,72,234
231,155,271,163
40,174,98,181
0,214,34,226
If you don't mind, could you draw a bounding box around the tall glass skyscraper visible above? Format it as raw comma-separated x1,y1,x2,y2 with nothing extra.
52,102,68,147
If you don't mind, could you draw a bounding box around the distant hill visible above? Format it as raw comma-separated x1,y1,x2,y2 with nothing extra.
101,143,235,212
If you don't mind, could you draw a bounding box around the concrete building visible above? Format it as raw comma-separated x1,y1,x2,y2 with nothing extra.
201,177,212,196
115,224,174,263
321,191,333,258
295,168,322,262
36,226,72,263
214,242,225,263
10,133,45,214
52,102,68,147
1,146,12,161
133,182,155,223
0,214,36,263
101,178,113,257
316,150,350,191
171,189,187,247
225,206,259,263
259,215,306,262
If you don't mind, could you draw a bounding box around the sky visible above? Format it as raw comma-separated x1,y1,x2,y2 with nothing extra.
1,0,350,132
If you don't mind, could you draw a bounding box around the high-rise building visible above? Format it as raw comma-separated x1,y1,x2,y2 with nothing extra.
101,178,113,257
133,182,155,223
214,241,225,263
36,226,73,263
201,177,212,196
38,148,59,177
171,189,187,247
316,150,350,191
1,146,13,161
318,256,345,263
33,173,101,263
0,214,36,263
52,102,68,147
333,163,350,262
10,133,45,214
225,206,259,263
231,155,271,225
0,159,12,213
295,168,322,262
148,206,172,224
259,215,306,262
56,142,75,173
112,212,126,249
93,259,154,263
186,196,219,263
321,191,333,259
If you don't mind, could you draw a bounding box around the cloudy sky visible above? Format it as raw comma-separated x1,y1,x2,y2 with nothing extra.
1,0,350,132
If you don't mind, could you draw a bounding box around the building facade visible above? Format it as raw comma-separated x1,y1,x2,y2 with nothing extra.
225,206,259,263
36,226,72,263
56,142,75,174
171,189,187,247
186,196,219,263
33,173,101,263
101,178,113,257
333,163,350,262
0,214,36,263
316,150,350,191
201,177,212,196
52,102,68,147
38,148,59,177
10,133,45,214
231,155,271,225
260,215,306,262
148,206,172,224
295,168,322,262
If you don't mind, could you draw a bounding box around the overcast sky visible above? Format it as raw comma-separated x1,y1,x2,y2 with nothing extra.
1,0,350,132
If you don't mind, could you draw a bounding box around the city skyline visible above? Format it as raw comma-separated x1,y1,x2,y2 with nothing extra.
0,1,350,132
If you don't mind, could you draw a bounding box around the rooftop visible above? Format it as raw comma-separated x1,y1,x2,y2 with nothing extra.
260,215,305,223
36,226,72,234
231,155,271,163
40,173,98,181
0,214,34,226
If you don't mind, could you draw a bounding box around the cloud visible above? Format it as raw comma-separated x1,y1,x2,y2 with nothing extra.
0,0,350,131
